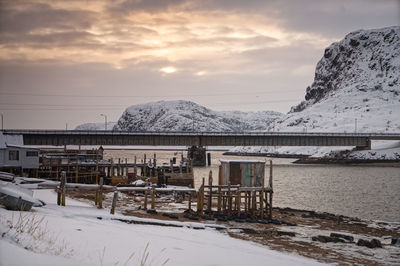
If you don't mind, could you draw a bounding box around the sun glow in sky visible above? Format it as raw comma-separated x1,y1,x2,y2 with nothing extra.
0,0,398,129
160,66,177,74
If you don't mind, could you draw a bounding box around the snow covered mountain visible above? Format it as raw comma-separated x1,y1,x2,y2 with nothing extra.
113,100,282,132
231,26,400,159
272,26,400,133
75,122,117,130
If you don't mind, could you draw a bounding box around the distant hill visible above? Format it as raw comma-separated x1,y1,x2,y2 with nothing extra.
113,100,283,132
75,122,117,130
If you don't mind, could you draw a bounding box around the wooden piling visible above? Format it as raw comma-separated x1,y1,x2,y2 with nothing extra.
252,191,256,216
208,171,213,212
61,172,66,206
110,191,118,215
217,165,222,211
151,187,155,209
244,191,248,212
144,189,148,210
269,160,273,219
75,157,79,183
237,186,241,216
188,193,192,210
98,177,104,209
134,156,137,178
228,182,232,213
201,178,205,215
95,150,99,184
259,190,264,219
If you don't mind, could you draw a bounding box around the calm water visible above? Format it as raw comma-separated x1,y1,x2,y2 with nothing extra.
104,150,400,222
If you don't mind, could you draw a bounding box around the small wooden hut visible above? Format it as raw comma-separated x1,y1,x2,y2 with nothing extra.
220,160,265,187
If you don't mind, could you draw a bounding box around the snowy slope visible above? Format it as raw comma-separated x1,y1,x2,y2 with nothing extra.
114,100,282,132
0,189,322,266
273,26,400,133
75,122,117,130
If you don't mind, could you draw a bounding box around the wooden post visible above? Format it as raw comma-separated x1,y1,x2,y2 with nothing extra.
196,190,201,214
197,178,205,216
144,189,148,210
95,189,99,206
244,190,248,212
217,165,222,212
151,186,155,209
208,170,213,212
98,177,104,209
153,153,157,167
61,171,66,206
134,156,137,178
237,187,241,216
125,158,128,176
110,190,118,215
259,189,264,219
118,158,121,176
252,190,256,217
143,154,147,176
57,185,61,205
228,182,232,213
170,159,173,173
247,192,251,211
188,192,192,210
269,160,273,219
75,157,79,183
95,150,99,184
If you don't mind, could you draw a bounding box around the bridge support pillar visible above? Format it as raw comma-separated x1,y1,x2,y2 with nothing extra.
355,138,372,150
187,146,206,167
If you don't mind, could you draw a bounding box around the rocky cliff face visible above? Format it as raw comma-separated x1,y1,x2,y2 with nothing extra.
275,26,400,133
113,100,282,132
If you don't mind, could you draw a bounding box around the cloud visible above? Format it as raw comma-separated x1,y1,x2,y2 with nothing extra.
0,2,96,34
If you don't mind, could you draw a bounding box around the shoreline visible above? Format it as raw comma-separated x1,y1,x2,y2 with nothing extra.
223,151,400,166
66,189,400,265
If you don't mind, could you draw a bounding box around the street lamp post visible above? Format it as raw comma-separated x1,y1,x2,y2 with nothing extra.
100,114,108,130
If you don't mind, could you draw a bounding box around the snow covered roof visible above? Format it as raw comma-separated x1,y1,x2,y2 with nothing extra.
0,133,6,149
0,132,27,149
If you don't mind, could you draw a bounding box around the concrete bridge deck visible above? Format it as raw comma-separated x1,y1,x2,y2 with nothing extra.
2,130,400,148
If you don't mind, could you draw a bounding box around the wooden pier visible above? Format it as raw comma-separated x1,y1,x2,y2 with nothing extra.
37,148,194,187
30,160,274,220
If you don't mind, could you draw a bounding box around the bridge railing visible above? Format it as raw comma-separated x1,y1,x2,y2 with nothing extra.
2,129,400,138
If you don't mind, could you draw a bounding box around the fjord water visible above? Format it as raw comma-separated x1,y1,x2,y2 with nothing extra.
104,150,400,222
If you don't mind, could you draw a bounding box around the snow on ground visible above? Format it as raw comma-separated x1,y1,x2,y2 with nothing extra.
0,189,323,266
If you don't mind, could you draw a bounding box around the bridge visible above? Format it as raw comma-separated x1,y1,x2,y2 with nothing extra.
2,130,400,148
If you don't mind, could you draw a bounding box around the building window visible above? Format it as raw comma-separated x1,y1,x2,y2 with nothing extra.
26,151,39,157
9,150,19,161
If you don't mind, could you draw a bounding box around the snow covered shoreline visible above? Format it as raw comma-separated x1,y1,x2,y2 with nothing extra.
1,188,399,265
0,189,323,266
226,140,400,164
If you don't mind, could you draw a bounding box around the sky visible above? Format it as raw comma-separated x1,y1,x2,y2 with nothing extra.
0,0,399,129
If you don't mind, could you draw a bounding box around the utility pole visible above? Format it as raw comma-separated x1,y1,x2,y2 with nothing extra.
66,123,68,130
1,113,3,130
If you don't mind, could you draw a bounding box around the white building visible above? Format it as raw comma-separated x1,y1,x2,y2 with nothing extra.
0,132,39,174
